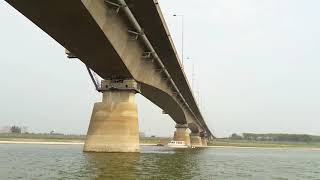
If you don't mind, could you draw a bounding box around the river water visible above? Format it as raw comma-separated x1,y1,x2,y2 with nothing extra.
0,144,319,180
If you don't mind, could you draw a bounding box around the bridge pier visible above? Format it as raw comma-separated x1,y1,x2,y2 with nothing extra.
190,133,203,147
84,80,140,152
200,132,208,147
173,124,191,146
201,137,208,147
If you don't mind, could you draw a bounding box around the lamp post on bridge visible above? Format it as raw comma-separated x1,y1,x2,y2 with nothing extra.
173,14,184,69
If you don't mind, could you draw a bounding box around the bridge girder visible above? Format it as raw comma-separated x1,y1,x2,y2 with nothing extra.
4,0,207,134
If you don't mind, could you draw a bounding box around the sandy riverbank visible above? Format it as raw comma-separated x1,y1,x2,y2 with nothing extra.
0,140,84,145
0,140,157,146
207,145,320,151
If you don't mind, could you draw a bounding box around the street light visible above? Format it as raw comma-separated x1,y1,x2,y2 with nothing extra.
173,14,184,68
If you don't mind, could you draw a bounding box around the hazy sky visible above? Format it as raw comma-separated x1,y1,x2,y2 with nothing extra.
0,0,319,137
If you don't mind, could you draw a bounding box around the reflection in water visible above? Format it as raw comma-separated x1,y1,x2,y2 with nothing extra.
0,144,320,180
80,147,206,179
83,152,140,179
144,148,204,179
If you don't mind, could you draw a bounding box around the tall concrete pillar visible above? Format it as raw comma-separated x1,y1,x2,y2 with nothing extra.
201,137,208,147
173,124,191,146
190,133,202,147
200,132,208,147
84,80,140,152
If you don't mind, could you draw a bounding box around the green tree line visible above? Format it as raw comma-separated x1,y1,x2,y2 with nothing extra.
230,133,320,142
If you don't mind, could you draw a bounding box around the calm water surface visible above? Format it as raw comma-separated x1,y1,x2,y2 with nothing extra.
0,144,319,180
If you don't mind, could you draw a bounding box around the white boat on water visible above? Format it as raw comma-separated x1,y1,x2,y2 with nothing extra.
167,140,188,148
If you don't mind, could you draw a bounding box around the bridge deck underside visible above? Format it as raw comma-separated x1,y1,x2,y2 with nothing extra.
125,0,210,134
6,0,131,78
5,0,211,136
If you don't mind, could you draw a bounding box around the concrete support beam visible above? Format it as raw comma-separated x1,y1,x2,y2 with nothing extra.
173,124,190,146
190,133,202,147
84,80,139,152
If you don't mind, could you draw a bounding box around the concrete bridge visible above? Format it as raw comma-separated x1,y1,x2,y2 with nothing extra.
5,0,213,152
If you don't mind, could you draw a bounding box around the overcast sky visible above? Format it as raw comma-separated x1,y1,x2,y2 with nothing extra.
0,0,319,137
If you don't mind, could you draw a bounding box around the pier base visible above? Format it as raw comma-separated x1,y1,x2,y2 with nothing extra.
190,133,202,147
201,137,208,147
173,124,191,146
84,90,139,152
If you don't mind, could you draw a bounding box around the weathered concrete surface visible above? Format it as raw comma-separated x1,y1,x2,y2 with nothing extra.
173,124,191,146
201,138,208,147
84,91,139,152
190,133,203,147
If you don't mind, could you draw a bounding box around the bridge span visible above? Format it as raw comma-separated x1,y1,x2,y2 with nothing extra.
5,0,213,152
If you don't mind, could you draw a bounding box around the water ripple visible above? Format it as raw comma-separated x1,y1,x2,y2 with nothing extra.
0,145,320,179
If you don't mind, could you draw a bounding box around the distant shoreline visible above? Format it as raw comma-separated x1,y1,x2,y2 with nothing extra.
208,145,320,151
1,140,320,150
208,139,320,150
1,133,320,150
0,140,156,146
0,140,83,145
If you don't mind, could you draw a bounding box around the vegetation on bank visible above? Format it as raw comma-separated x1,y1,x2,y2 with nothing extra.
230,133,320,143
0,133,85,142
208,139,320,148
207,133,320,148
